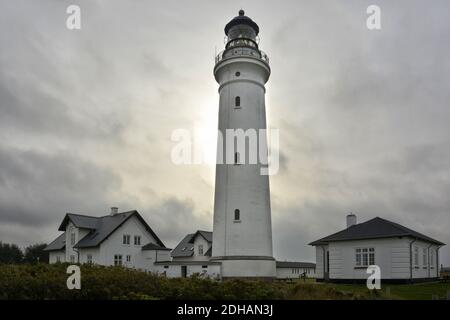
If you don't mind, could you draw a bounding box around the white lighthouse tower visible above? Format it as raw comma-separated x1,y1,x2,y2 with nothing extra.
211,10,276,279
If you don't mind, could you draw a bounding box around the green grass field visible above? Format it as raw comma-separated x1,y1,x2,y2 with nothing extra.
298,280,450,300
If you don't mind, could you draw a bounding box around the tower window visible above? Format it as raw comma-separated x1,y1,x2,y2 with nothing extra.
234,152,241,165
234,209,240,221
235,96,240,107
235,71,241,77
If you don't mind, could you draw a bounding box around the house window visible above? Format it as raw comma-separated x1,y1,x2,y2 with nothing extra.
414,246,419,266
423,248,427,266
126,255,131,263
123,234,130,245
355,248,375,266
202,265,208,269
114,255,122,266
134,235,141,246
70,233,76,245
430,250,434,267
234,209,240,221
235,96,240,107
56,256,61,263
70,255,75,263
87,254,92,264
198,245,204,255
369,248,375,265
235,71,240,77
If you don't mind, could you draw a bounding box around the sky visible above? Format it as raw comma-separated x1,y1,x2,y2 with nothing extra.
0,0,449,265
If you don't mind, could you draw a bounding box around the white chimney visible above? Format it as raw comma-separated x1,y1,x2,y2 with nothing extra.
110,207,119,215
346,213,357,228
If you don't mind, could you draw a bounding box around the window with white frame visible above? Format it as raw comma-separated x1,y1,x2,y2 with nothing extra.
414,246,419,266
430,249,434,267
126,255,131,263
70,255,75,263
134,235,141,246
123,234,130,245
422,248,427,266
198,245,204,255
87,254,92,264
56,256,61,263
355,248,375,267
114,254,122,266
71,232,76,245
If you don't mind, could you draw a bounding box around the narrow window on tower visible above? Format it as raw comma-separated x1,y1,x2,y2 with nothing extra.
234,209,240,221
235,96,241,108
234,152,241,165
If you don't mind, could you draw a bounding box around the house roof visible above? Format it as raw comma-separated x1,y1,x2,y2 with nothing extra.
276,261,316,269
188,230,212,243
43,233,66,252
45,210,166,251
171,230,213,258
309,217,445,246
142,243,171,251
171,234,195,258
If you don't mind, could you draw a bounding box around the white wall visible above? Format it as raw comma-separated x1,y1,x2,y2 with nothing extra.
315,237,440,280
96,215,159,269
276,267,316,279
212,58,274,262
49,250,65,263
153,264,221,279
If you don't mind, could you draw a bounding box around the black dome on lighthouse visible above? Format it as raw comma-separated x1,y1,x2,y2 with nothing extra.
224,10,260,35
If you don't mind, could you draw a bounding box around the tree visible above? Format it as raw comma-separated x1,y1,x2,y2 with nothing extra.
23,243,49,264
0,242,23,264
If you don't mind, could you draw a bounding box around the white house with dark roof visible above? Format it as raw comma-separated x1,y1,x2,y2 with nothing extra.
44,208,172,271
167,230,315,280
309,214,445,283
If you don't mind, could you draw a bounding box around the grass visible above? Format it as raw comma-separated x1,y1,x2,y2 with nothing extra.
1,263,448,300
296,280,450,300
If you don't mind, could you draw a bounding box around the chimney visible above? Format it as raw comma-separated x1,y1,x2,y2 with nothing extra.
346,213,357,228
110,207,119,215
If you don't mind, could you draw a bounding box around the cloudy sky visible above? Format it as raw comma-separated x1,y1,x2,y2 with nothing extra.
1,0,449,265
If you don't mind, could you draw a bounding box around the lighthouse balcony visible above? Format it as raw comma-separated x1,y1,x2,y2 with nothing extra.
215,48,269,66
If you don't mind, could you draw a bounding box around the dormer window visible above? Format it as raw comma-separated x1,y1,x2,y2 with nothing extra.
70,232,76,245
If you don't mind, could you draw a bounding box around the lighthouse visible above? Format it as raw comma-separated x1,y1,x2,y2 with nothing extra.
211,10,276,279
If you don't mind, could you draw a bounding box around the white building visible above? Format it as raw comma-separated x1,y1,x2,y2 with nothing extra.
44,208,172,272
211,10,276,279
310,214,445,283
276,262,316,280
168,230,315,280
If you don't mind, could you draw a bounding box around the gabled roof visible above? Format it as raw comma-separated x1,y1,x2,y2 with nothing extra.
43,233,66,252
58,213,99,231
142,243,171,251
276,261,316,269
46,210,166,250
309,217,445,246
188,230,212,243
171,230,213,258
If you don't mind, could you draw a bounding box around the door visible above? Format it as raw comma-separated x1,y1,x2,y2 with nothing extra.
181,265,187,278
